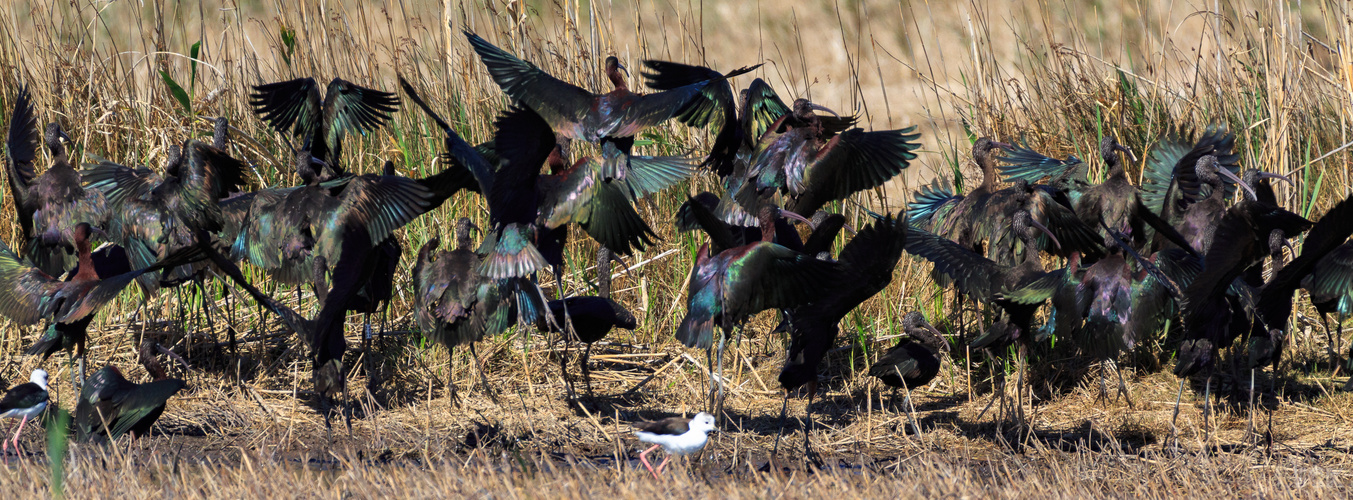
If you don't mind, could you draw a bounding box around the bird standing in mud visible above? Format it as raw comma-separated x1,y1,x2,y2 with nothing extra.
632,412,717,479
0,369,49,456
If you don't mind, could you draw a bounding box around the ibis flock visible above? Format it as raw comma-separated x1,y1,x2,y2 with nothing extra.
1,31,1351,473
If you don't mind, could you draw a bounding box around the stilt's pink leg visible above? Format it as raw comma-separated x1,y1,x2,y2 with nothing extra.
639,444,661,479
10,416,27,456
655,455,672,475
0,420,10,455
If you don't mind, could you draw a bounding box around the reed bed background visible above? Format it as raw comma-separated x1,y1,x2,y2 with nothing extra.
2,0,1353,496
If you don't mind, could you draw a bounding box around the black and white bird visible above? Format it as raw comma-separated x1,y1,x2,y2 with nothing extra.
1,369,49,455
631,412,716,479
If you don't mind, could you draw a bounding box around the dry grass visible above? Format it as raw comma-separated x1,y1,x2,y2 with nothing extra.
3,0,1353,497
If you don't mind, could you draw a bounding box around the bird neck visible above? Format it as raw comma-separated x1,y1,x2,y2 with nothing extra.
49,142,69,166
73,237,97,281
608,67,629,92
978,153,997,188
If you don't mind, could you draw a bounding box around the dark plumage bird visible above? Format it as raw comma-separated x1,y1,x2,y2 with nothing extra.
465,31,751,179
639,62,780,175
1139,126,1243,227
82,137,249,294
401,76,556,279
1175,156,1260,254
928,138,1011,251
4,86,108,277
0,369,49,455
676,204,831,349
74,365,185,443
412,218,548,401
545,246,636,393
249,77,399,174
738,98,921,216
869,312,949,391
1251,195,1353,378
771,211,907,460
0,223,200,386
538,140,695,256
909,210,1060,351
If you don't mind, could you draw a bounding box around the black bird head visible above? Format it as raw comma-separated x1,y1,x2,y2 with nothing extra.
1098,136,1137,164
902,311,949,352
1195,155,1256,200
44,122,70,156
1013,209,1060,250
162,144,183,173
605,56,629,89
790,98,838,120
454,217,480,250
972,137,1012,165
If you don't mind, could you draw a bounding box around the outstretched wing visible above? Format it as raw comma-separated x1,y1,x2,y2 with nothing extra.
788,127,922,215
250,77,322,140
5,86,40,236
0,237,59,325
465,31,598,137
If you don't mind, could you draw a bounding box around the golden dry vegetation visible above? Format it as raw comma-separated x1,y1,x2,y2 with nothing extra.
2,0,1353,497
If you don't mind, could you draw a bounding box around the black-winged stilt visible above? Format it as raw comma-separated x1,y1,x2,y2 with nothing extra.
632,412,716,479
1,369,49,455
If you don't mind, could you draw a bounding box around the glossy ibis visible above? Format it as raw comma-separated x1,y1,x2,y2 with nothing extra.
4,86,109,276
0,223,201,386
772,211,906,460
638,60,768,175
83,139,249,295
250,77,399,173
677,202,830,418
0,369,48,455
1174,186,1313,430
400,76,556,279
1175,156,1261,254
928,138,1011,250
738,98,920,216
465,31,751,179
1140,125,1242,227
73,365,185,443
870,312,949,390
545,246,636,394
869,312,948,434
539,140,696,256
907,209,1061,426
412,218,549,402
632,412,716,480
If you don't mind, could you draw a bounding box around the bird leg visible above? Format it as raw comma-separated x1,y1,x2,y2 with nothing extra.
469,343,499,405
1202,371,1214,444
639,444,662,479
1169,378,1185,449
1016,343,1028,433
1,420,11,455
582,342,595,396
1112,359,1135,409
446,353,459,405
803,384,823,468
10,416,27,456
655,454,672,475
1319,314,1340,375
771,391,790,458
556,303,577,403
900,374,922,438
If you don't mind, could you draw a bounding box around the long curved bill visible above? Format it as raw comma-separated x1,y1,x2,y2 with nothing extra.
777,209,818,229
1257,171,1294,186
1029,218,1062,250
1217,167,1257,200
808,103,840,118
